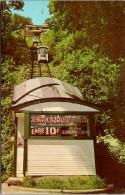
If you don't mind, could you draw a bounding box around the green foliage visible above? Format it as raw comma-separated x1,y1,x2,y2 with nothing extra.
1,1,24,40
37,177,65,189
1,174,9,183
7,1,24,11
22,177,36,188
97,140,125,186
25,37,33,48
1,2,32,65
52,46,119,104
43,30,119,105
1,147,14,177
1,1,32,177
98,135,125,164
66,175,105,190
1,56,18,97
44,1,125,145
46,1,125,59
17,176,106,190
2,34,31,65
11,13,32,32
1,97,15,144
8,180,22,186
1,55,31,176
43,29,119,103
84,175,105,189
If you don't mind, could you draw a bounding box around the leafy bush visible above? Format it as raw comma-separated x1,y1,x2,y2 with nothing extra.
69,175,85,185
84,175,106,189
67,175,105,190
7,180,22,186
22,176,36,188
19,175,106,190
1,147,14,177
37,177,65,189
1,174,9,183
97,140,125,186
1,50,30,178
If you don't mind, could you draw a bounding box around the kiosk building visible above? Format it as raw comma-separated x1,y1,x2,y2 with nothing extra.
12,77,101,177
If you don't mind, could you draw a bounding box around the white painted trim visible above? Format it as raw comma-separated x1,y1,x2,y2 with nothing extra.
19,102,99,112
16,114,24,177
16,113,24,118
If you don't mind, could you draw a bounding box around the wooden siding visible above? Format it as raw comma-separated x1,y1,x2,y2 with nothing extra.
16,148,24,177
16,113,24,177
26,140,96,176
19,102,99,112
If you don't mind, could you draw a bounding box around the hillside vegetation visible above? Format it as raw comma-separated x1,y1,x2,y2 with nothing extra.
1,1,32,180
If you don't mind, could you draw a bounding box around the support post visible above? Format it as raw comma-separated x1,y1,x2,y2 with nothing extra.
14,117,17,177
23,139,27,176
89,114,98,175
23,113,29,176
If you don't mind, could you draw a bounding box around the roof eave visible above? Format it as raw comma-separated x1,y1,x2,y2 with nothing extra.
12,97,104,113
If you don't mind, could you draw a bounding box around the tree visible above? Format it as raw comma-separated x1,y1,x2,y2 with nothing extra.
46,1,125,60
42,3,125,184
1,2,32,64
11,13,32,32
44,1,125,143
1,1,32,179
1,1,24,36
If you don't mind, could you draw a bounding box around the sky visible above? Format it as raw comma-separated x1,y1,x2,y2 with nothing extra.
11,1,52,25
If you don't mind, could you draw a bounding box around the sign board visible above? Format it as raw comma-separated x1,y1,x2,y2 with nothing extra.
30,114,89,137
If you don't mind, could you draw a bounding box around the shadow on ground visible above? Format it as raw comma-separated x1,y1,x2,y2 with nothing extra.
97,141,125,191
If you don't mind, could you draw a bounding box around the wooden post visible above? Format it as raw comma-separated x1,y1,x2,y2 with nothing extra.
89,114,98,174
23,113,29,176
14,117,17,177
23,139,27,176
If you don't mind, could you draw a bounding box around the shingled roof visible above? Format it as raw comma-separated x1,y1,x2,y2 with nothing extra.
12,77,84,108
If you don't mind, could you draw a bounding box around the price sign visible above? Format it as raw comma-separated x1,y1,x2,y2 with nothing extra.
30,114,89,137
